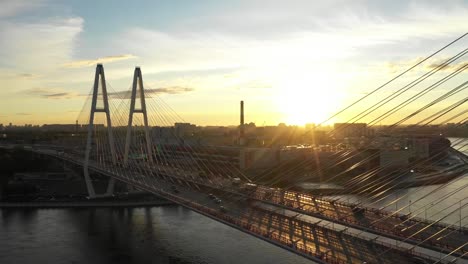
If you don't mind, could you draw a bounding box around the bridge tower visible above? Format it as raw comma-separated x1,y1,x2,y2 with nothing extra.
124,67,153,167
83,64,117,198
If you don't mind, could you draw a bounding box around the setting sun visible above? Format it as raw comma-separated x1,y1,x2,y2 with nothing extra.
273,67,344,125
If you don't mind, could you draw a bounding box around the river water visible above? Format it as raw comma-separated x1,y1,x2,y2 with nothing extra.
0,206,312,264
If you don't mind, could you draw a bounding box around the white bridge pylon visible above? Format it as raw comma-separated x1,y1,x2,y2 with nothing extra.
83,64,117,198
124,67,153,166
83,64,153,198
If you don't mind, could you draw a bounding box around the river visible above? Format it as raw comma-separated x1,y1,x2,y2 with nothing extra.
0,206,312,264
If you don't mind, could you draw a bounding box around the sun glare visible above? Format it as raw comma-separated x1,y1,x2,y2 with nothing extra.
273,68,343,126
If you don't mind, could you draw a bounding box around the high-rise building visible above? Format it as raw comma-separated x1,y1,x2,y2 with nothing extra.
333,123,367,138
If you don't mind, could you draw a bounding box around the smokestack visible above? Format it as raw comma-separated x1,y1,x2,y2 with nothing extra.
239,101,246,170
240,101,245,145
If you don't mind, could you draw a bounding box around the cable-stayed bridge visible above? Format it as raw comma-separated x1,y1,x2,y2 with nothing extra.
6,34,468,264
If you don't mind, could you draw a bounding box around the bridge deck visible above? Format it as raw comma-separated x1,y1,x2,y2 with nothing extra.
252,186,468,257
11,146,467,264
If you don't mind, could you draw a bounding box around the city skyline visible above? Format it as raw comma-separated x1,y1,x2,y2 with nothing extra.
1,0,467,126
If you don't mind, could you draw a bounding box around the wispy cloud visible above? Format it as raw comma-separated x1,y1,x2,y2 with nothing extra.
17,73,41,79
385,56,468,73
62,54,138,68
21,87,82,99
0,72,41,79
117,5,468,80
109,86,194,99
0,17,84,72
426,59,468,71
16,112,32,116
150,87,195,94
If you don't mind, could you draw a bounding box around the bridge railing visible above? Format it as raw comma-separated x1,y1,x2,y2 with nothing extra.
250,184,468,255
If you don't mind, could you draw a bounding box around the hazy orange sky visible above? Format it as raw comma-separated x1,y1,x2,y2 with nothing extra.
0,0,467,126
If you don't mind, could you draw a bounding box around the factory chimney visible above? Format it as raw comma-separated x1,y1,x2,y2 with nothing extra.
239,100,245,146
239,101,246,170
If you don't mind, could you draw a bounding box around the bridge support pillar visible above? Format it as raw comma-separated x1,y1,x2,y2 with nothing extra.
124,67,153,167
83,64,117,198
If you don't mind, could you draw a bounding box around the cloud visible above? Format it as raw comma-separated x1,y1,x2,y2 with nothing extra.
17,73,41,79
16,113,32,116
0,1,44,18
21,87,82,99
45,92,74,98
109,86,194,99
385,56,468,73
0,72,41,79
150,87,195,94
0,17,83,72
384,57,425,73
426,60,468,71
117,2,468,79
62,54,138,68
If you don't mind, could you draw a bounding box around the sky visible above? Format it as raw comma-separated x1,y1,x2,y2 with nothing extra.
0,0,467,126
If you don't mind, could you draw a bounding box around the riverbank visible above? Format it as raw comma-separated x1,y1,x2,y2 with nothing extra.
396,147,468,188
